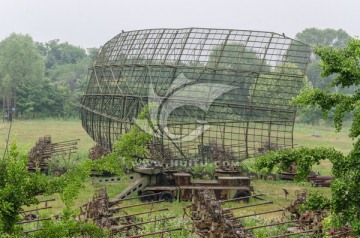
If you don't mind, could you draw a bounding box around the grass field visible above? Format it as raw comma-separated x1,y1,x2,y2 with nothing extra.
0,119,95,159
0,119,353,237
0,119,352,171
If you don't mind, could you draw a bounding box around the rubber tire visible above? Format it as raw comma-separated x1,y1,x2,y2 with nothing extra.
159,191,175,202
234,190,250,203
141,191,158,202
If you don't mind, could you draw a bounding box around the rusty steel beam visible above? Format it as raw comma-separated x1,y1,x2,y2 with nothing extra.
220,194,265,203
23,228,43,234
109,208,169,220
18,217,51,224
38,198,56,203
21,206,52,213
244,220,296,231
234,209,284,219
227,201,273,211
111,216,177,231
125,228,183,238
111,192,162,203
50,139,80,144
109,200,165,211
41,150,77,154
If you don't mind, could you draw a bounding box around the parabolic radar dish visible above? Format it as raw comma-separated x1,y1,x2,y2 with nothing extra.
80,28,311,161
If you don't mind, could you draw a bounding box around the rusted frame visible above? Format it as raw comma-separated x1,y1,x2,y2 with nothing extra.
111,191,163,203
234,209,284,219
109,208,169,220
244,220,296,231
19,198,55,235
109,200,165,211
111,216,176,231
227,201,273,211
18,217,51,224
220,193,265,203
21,206,53,213
23,228,44,234
92,62,307,78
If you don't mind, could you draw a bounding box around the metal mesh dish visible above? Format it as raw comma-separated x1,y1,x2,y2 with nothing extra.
80,28,311,161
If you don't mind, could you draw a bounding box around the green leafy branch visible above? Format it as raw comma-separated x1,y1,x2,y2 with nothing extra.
254,147,344,181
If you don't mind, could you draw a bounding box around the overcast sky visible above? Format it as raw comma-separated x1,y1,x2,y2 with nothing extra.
0,0,359,49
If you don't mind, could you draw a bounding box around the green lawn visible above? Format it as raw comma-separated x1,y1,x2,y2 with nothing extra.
294,123,353,154
0,119,352,162
0,119,95,159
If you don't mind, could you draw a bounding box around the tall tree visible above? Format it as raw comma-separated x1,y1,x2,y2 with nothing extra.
36,40,95,117
295,38,360,234
293,28,352,124
0,33,45,120
254,38,360,235
295,28,351,90
41,39,86,69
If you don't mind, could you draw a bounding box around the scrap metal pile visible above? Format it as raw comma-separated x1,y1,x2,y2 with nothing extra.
279,166,334,187
189,189,253,238
79,185,354,237
79,187,184,237
27,135,79,174
18,198,55,235
88,144,110,160
188,189,349,237
285,191,353,237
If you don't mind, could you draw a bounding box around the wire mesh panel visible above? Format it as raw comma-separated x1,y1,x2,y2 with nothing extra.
80,27,311,161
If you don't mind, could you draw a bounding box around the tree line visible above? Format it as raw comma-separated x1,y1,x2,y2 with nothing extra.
0,34,98,119
0,28,354,122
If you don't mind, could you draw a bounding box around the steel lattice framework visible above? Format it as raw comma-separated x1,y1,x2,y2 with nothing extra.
80,28,311,161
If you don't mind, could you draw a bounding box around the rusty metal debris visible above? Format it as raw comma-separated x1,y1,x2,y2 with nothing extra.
19,198,55,235
89,143,110,160
279,170,334,188
278,164,334,187
219,194,265,204
189,189,253,238
244,221,294,231
188,189,335,237
327,225,353,237
284,190,336,237
285,190,307,221
310,175,334,187
27,136,79,175
125,227,183,238
80,187,184,237
234,209,284,220
297,210,327,235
